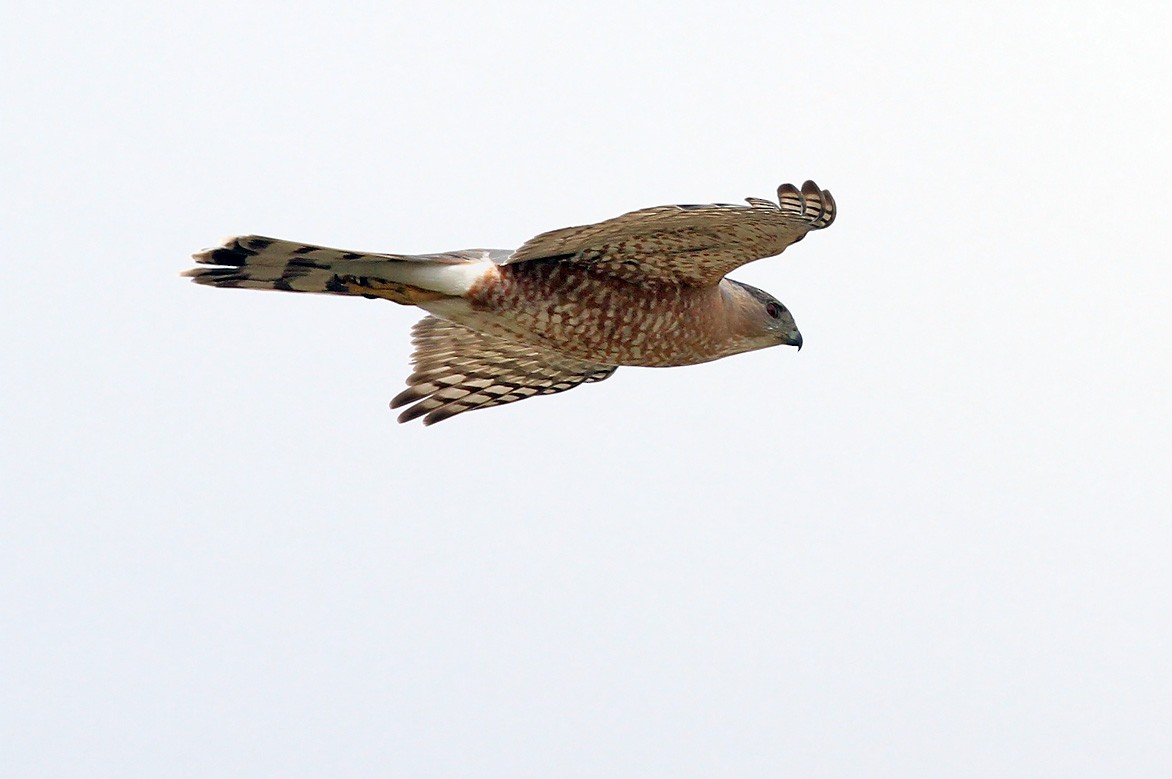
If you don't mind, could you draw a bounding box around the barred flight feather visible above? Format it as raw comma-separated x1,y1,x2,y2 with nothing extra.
390,316,616,425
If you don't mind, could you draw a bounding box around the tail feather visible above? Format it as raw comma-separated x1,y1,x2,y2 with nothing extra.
184,235,498,304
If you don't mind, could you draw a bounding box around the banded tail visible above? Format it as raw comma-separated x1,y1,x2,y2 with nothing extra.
184,235,503,305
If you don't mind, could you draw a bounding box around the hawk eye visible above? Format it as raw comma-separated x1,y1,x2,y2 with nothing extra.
766,302,782,319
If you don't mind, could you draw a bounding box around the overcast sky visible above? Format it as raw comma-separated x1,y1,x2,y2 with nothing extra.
3,1,1170,776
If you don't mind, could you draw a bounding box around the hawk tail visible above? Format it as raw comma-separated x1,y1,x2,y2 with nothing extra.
183,235,492,305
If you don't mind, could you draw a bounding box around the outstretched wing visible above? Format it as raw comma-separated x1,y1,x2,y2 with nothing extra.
391,317,617,425
506,180,835,286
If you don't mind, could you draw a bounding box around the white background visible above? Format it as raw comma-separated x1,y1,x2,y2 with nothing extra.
3,2,1170,776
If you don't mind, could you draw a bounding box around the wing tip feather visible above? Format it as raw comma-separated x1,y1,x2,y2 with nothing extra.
777,179,836,229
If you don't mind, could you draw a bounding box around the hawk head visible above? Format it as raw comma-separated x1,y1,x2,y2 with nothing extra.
724,280,803,353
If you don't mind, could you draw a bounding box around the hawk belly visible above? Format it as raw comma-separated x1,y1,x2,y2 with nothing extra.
449,261,735,367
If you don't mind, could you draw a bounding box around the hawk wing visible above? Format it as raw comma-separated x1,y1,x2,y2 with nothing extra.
391,316,617,425
506,180,835,286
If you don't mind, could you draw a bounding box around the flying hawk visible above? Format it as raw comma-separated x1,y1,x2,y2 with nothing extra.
185,180,835,424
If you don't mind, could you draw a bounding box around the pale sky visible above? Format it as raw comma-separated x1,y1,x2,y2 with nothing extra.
3,1,1170,776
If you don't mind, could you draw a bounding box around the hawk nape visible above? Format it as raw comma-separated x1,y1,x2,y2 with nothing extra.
185,180,835,425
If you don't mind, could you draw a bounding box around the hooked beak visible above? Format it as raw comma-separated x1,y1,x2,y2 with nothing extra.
786,329,803,351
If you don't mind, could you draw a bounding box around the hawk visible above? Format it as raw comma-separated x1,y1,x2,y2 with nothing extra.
185,180,835,424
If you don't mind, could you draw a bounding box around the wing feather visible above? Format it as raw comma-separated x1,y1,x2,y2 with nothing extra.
390,317,617,425
506,180,835,285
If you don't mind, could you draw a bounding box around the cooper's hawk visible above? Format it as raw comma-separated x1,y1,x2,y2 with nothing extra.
185,180,835,424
